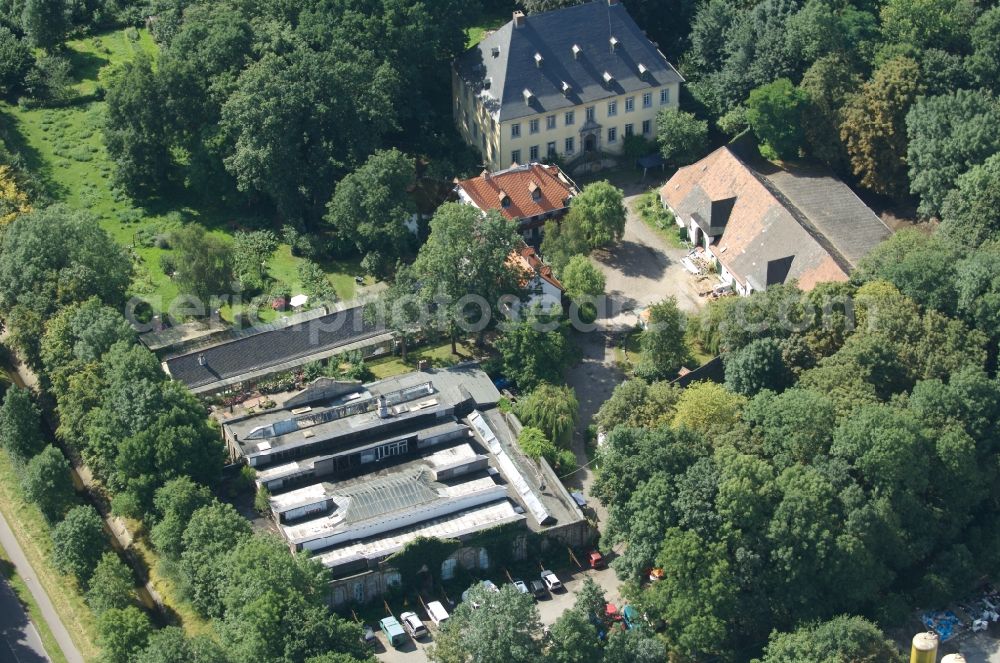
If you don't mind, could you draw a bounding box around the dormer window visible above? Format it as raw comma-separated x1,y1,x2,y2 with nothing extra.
561,81,571,95
529,181,541,200
638,63,648,76
603,71,614,85
498,190,511,208
572,44,581,59
484,77,492,90
534,52,543,67
609,36,619,51
491,46,500,58
523,88,534,104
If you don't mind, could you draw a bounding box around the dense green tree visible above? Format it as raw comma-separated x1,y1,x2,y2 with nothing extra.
180,501,252,617
0,386,44,464
52,504,106,585
855,230,960,316
954,243,1000,348
513,383,578,447
940,153,1000,246
799,55,860,171
756,615,905,663
412,202,524,352
560,255,605,301
656,109,708,166
21,445,75,522
546,607,601,663
104,54,173,196
0,206,130,362
217,535,366,663
136,627,229,663
516,426,556,463
170,225,232,306
744,388,836,466
568,182,626,249
672,381,746,439
86,551,135,615
150,477,213,559
637,297,690,381
906,90,1000,218
747,78,809,160
493,314,575,390
325,148,416,269
724,337,792,396
879,0,978,53
429,584,542,663
540,214,590,276
297,260,337,306
21,0,68,49
602,628,667,663
97,606,153,663
220,45,400,225
0,26,31,95
840,57,924,197
40,297,135,399
968,7,1000,90
594,378,679,430
230,230,278,292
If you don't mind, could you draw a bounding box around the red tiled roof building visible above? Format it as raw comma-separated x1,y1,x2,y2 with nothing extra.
454,162,579,240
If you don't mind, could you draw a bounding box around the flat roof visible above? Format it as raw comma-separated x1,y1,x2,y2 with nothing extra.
225,365,501,460
315,500,525,570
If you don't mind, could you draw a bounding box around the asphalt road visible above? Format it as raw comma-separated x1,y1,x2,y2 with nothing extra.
0,568,50,662
0,510,83,663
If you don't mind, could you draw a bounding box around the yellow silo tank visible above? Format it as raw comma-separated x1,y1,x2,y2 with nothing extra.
911,631,939,663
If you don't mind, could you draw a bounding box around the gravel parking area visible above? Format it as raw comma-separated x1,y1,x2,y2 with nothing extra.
373,566,624,662
593,192,703,330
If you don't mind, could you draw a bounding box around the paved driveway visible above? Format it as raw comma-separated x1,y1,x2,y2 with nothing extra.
593,193,702,329
0,575,49,663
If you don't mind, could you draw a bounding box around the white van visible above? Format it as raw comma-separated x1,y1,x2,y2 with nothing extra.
427,601,450,627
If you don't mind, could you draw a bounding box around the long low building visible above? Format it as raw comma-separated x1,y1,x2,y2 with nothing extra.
220,365,588,605
660,140,892,295
162,305,392,395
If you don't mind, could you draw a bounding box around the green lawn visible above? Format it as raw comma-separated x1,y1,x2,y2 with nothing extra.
635,189,688,249
465,6,511,47
0,28,363,319
368,341,477,379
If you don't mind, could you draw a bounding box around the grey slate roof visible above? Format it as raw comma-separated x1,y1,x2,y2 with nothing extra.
165,306,382,389
756,163,892,269
454,1,683,122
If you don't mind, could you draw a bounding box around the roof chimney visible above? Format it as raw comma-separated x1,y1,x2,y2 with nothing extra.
197,353,206,366
512,10,525,28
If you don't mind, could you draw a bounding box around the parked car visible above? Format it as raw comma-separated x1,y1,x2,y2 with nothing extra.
379,616,407,648
426,600,450,627
361,624,376,648
540,569,562,591
588,551,606,569
512,579,529,594
530,579,547,598
622,604,640,630
400,611,428,639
